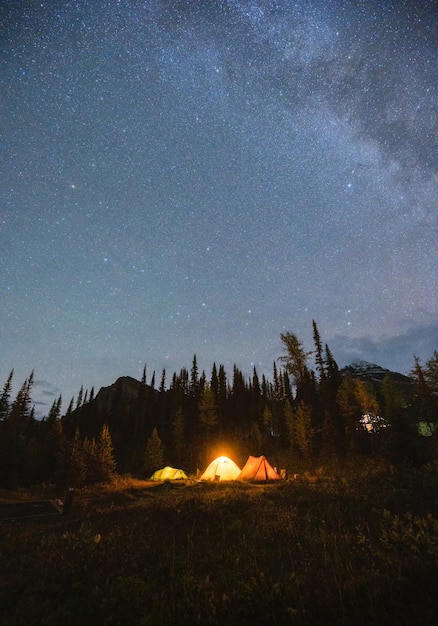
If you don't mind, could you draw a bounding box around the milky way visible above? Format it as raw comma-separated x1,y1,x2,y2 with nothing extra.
2,1,437,413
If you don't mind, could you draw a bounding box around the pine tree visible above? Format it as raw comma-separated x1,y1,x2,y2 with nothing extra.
96,424,117,481
210,363,218,397
47,395,62,422
279,332,312,387
66,397,74,416
0,369,13,421
172,406,185,464
42,417,65,485
190,354,199,397
338,376,374,456
411,356,437,430
382,375,413,463
355,379,379,418
283,399,295,451
159,369,166,393
273,361,282,399
143,427,164,477
312,320,325,383
424,351,438,391
294,401,315,462
199,385,218,439
65,429,87,487
83,437,99,483
263,405,273,436
319,342,344,461
76,385,84,409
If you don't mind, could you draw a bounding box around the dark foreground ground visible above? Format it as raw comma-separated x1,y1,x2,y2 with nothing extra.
0,499,63,520
1,463,437,625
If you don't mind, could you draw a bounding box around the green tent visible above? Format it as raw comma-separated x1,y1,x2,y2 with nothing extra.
150,466,188,481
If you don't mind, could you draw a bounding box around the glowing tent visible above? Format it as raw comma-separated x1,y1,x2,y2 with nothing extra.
150,466,188,481
200,456,241,481
238,455,280,482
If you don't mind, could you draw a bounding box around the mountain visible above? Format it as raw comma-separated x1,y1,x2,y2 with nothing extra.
62,376,160,440
340,361,415,396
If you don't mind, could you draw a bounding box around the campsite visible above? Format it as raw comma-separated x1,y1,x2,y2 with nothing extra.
1,459,437,625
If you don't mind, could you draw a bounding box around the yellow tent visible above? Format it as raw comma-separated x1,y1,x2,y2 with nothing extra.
200,456,241,481
150,466,188,481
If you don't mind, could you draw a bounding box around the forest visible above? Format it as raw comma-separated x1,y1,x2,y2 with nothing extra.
1,322,437,489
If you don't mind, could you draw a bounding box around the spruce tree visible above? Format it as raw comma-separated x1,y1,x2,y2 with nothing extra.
293,401,315,462
143,427,164,477
76,385,84,409
190,354,199,397
0,369,13,421
382,375,413,463
279,332,312,387
96,424,117,481
283,399,295,451
199,385,218,460
424,351,438,390
159,369,166,393
65,429,87,487
312,320,325,383
172,406,186,465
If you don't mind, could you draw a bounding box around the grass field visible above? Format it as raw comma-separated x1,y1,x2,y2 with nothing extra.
1,461,437,625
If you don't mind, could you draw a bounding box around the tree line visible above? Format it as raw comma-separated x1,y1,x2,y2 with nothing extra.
1,322,437,488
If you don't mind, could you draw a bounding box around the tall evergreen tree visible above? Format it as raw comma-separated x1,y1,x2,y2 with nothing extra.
65,429,87,487
76,385,84,409
411,356,437,430
210,363,219,399
312,320,325,383
319,343,344,460
279,332,315,407
47,395,62,422
263,405,273,437
382,375,414,463
424,351,438,391
96,424,117,481
172,405,186,465
199,385,218,433
273,361,282,399
293,401,315,462
283,399,295,451
190,354,199,397
199,385,218,458
143,427,164,476
0,369,13,421
280,332,312,387
337,376,374,456
159,369,166,393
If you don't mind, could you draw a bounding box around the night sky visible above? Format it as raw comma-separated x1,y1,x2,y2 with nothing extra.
2,1,437,415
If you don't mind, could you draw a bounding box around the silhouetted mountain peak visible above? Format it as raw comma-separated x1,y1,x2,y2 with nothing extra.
340,361,414,387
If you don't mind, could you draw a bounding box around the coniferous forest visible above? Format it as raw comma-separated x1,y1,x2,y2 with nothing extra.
1,322,437,489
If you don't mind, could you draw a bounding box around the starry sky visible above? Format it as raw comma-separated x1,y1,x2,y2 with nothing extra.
2,0,437,415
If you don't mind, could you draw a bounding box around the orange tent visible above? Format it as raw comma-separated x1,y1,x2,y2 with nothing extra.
238,455,280,482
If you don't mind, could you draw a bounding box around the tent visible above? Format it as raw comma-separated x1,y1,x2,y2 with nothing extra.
238,455,280,482
200,456,241,481
150,466,188,481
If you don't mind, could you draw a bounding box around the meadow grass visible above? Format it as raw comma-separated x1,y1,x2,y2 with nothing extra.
0,462,437,625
